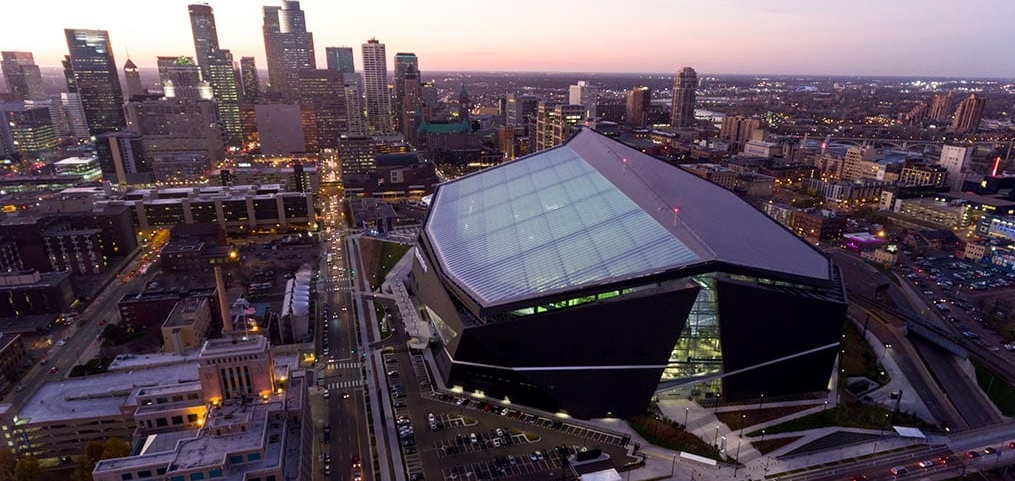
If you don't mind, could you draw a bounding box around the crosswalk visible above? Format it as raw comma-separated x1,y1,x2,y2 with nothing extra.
325,380,364,389
327,361,362,370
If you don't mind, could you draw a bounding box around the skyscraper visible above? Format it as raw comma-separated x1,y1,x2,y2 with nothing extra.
401,65,422,139
625,86,651,128
568,80,598,119
158,56,203,100
207,49,241,147
361,38,391,133
394,52,419,130
188,3,220,81
928,91,954,122
325,47,355,73
298,69,348,151
240,57,259,103
950,94,985,134
1,52,47,101
187,4,240,147
669,67,696,128
64,29,126,136
262,1,316,100
123,59,144,99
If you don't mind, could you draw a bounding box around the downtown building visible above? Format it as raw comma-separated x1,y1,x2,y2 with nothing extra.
0,335,311,481
361,38,391,133
94,184,315,234
1,51,47,101
412,128,846,418
670,66,697,128
262,1,315,101
64,29,126,136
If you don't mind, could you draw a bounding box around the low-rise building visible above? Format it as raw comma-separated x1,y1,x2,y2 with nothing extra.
162,298,212,354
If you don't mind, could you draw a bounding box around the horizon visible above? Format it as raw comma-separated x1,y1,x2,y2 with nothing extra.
1,0,1013,78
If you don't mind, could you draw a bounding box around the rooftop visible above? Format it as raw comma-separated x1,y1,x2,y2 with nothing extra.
424,128,832,307
17,362,199,424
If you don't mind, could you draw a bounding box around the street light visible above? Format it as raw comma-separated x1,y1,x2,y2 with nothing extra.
684,407,689,428
714,425,720,448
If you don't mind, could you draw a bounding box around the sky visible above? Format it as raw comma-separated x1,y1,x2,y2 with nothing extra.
3,0,1014,77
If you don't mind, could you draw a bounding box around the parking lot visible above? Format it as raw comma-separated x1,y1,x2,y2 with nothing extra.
897,252,1015,353
377,343,633,481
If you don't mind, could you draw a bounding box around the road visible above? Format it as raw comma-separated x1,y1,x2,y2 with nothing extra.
316,190,371,481
832,249,1002,430
2,241,159,408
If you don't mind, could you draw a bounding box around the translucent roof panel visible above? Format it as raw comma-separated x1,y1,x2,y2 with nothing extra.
426,145,700,306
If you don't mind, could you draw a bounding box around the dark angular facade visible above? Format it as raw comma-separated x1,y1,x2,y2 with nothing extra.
412,128,847,419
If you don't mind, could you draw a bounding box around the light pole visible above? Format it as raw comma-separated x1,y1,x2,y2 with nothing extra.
684,407,689,429
671,453,677,476
872,413,889,455
714,425,720,449
733,437,743,477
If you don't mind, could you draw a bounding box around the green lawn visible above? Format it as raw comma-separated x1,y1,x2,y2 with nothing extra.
748,402,929,436
841,320,890,385
974,360,1015,416
373,242,412,290
629,415,720,459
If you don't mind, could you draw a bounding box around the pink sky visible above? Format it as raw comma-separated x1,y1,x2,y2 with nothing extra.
3,0,1013,77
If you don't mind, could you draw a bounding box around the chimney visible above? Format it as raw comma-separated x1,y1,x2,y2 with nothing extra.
214,266,233,333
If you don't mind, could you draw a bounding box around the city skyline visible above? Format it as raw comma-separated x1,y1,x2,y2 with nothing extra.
1,0,1013,77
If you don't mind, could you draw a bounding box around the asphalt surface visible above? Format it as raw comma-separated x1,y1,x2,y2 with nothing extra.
830,248,1006,431
2,243,156,408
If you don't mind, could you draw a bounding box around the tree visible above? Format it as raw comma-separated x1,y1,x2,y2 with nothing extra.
71,438,133,481
100,438,130,460
13,456,41,481
0,449,16,480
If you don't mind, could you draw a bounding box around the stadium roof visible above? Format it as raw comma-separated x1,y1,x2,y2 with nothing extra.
424,128,832,307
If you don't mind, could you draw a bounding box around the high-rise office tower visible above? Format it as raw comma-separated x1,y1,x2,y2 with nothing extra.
568,80,598,119
64,29,126,136
240,57,259,102
625,86,651,128
534,101,585,151
669,66,696,128
401,65,422,139
950,94,985,134
188,3,220,81
298,69,348,151
929,91,954,122
158,56,203,100
394,52,419,130
345,87,366,135
59,92,89,138
207,49,241,147
326,47,355,73
123,58,144,99
421,82,437,122
505,93,540,128
0,104,58,161
187,4,240,147
1,52,47,101
361,38,391,133
262,1,316,100
719,115,762,153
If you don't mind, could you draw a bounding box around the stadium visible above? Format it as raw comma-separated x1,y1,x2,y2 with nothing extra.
411,128,847,419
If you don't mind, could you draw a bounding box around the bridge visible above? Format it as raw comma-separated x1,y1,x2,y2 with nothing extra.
782,135,1010,152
